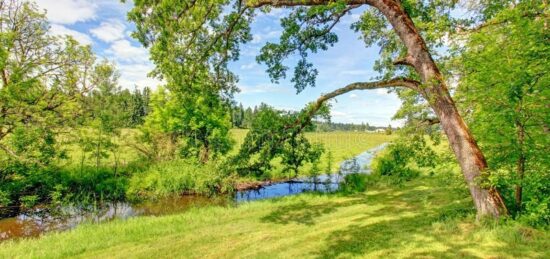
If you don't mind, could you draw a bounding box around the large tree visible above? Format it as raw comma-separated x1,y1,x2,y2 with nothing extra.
0,0,94,165
128,0,515,217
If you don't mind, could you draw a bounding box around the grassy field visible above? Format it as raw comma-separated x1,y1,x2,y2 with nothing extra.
65,129,393,170
231,129,395,173
1,173,547,258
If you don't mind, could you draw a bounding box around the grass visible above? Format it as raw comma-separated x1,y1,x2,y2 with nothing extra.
1,173,548,258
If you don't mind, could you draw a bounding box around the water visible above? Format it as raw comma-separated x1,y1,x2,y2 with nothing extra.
236,143,387,201
0,143,386,241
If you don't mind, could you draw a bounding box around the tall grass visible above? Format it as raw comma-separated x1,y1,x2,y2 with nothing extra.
126,160,235,200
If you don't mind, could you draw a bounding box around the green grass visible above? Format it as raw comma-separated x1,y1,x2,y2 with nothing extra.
1,174,548,258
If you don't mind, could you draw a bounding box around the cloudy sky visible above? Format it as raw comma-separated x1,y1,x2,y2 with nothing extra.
34,0,402,127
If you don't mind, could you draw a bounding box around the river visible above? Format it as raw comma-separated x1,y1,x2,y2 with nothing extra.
0,143,387,241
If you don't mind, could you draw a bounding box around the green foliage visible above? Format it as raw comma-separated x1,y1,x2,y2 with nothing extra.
339,173,368,193
453,1,550,225
140,86,234,162
127,159,234,200
232,104,325,177
19,195,38,209
372,136,438,181
0,1,94,167
128,0,248,162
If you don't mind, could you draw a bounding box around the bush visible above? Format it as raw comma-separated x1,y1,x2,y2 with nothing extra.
339,173,368,193
371,141,421,181
126,159,234,200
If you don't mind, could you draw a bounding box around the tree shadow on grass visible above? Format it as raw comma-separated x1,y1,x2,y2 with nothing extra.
260,196,367,226
312,211,484,259
259,186,433,226
310,185,545,259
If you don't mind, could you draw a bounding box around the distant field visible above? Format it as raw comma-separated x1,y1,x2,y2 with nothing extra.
63,129,394,173
231,129,395,172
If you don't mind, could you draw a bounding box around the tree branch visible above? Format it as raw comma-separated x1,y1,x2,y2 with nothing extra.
393,54,414,67
287,77,420,132
247,0,371,8
420,117,440,125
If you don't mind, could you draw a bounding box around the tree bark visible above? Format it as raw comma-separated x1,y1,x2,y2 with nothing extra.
247,0,509,217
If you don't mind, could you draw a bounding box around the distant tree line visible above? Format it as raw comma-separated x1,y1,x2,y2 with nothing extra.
230,103,392,132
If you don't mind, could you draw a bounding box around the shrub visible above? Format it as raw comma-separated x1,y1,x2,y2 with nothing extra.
339,173,368,193
126,159,234,200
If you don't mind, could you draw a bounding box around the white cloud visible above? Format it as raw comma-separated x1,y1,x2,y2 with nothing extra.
106,40,149,63
240,62,258,70
341,13,361,26
256,8,287,19
49,24,93,45
35,0,97,24
238,83,284,94
90,20,126,42
375,88,388,95
251,30,281,44
349,93,358,99
117,63,162,90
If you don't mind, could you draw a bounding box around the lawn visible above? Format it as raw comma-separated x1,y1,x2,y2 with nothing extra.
1,173,547,258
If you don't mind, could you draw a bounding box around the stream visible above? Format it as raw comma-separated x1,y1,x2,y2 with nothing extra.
0,143,387,241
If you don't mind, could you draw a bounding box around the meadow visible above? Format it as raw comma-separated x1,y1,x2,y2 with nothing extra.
231,129,395,173
1,173,547,258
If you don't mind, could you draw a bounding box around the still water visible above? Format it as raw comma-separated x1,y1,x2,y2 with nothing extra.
0,144,386,241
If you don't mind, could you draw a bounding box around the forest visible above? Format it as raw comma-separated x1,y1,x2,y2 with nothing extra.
0,0,548,257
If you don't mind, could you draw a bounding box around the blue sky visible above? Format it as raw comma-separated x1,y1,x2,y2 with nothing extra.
35,0,402,127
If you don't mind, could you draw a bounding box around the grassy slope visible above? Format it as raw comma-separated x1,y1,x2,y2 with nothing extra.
1,175,548,258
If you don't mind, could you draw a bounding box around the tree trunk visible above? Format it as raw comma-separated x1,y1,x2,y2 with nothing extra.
373,0,508,217
515,119,526,212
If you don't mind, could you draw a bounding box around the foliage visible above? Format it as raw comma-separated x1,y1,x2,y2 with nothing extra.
127,0,246,163
339,173,368,193
127,159,234,200
372,135,439,181
78,60,124,169
453,2,550,225
232,104,326,177
139,86,234,162
0,1,94,167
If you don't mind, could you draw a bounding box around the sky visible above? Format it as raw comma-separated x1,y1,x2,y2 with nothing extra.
34,0,402,127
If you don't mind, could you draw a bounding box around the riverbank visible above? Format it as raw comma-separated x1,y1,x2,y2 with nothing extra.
1,174,548,258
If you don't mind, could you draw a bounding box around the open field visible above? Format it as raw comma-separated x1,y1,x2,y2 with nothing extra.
231,129,395,172
1,173,547,258
68,129,394,172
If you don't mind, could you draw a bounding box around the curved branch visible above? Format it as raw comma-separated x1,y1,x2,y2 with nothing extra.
288,77,420,132
247,0,371,8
